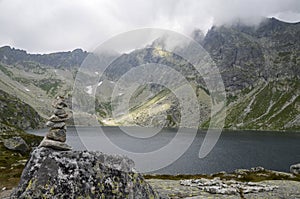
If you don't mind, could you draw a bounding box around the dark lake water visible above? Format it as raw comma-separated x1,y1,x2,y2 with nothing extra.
27,126,300,175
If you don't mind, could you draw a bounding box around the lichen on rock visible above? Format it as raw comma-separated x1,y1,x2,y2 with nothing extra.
11,147,159,199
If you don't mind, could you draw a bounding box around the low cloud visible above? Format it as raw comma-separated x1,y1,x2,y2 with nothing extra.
0,0,299,53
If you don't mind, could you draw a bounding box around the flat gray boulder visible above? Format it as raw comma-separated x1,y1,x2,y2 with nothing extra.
11,147,159,199
38,137,71,151
3,136,29,154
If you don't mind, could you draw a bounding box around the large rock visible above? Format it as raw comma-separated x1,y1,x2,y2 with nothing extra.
11,147,159,199
3,136,29,154
290,163,300,175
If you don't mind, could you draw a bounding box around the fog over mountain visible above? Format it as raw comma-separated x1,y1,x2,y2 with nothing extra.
0,0,299,53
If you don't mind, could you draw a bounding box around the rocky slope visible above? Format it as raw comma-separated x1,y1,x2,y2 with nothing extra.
202,18,300,130
95,18,300,130
0,89,44,131
0,17,299,131
0,64,55,190
203,18,300,92
223,79,300,130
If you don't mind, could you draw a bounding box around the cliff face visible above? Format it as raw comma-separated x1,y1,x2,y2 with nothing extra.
201,18,300,130
11,147,159,199
203,18,300,92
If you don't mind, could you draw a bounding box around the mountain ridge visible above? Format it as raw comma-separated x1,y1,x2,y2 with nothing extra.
0,17,299,131
0,46,88,69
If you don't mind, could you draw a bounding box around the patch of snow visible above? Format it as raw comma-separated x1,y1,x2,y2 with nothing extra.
95,72,99,75
85,82,103,95
24,87,30,92
85,85,93,95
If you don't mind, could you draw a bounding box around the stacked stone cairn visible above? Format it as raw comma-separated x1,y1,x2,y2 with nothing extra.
39,96,72,150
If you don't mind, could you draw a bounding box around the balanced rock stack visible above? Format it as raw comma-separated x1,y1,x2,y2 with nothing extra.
39,96,72,151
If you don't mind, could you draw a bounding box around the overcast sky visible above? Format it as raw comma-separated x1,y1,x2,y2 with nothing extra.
0,0,299,53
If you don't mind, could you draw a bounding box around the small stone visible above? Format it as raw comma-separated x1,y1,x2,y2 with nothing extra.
52,97,68,109
3,136,29,154
57,113,69,119
46,121,55,127
49,114,69,122
54,108,66,116
38,138,72,151
46,129,66,142
290,163,300,175
52,122,66,129
55,104,67,109
46,121,66,129
250,166,265,172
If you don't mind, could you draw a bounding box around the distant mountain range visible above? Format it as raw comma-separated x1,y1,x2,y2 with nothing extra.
0,17,299,131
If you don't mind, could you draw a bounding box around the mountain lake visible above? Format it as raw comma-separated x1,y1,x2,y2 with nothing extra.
27,126,300,175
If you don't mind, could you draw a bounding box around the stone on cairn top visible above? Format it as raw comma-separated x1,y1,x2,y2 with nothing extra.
39,96,72,151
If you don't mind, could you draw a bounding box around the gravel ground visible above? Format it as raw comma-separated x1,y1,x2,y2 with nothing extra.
147,179,300,199
0,189,13,199
1,180,299,199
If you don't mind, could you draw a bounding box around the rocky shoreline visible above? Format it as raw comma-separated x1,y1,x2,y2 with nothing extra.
147,179,300,199
2,165,299,199
2,177,299,199
144,166,300,198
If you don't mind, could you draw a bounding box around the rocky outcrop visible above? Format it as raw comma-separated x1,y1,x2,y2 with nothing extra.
180,178,278,195
290,163,300,175
147,179,300,199
11,147,159,199
203,18,300,92
3,136,29,154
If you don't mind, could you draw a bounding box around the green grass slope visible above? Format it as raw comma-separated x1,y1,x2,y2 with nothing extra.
225,78,300,131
